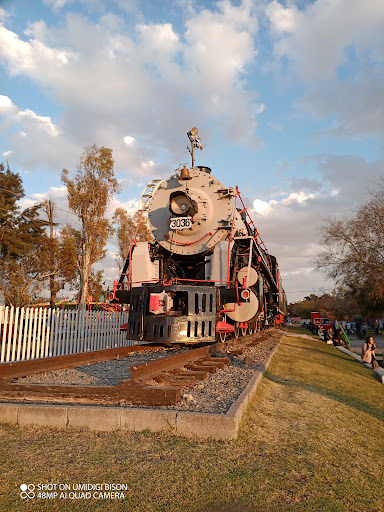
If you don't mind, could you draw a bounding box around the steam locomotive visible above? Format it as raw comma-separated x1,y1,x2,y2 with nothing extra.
112,128,286,343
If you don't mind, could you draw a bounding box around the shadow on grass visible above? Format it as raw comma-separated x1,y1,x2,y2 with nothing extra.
265,373,384,423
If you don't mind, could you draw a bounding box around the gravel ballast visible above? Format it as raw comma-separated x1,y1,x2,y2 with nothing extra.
9,331,283,414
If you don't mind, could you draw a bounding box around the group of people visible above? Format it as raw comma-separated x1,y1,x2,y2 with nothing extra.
319,327,380,369
303,318,383,338
319,326,346,347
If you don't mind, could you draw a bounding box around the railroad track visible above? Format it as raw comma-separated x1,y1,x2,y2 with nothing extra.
0,329,284,407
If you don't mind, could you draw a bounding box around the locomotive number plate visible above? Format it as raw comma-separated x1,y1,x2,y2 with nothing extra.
170,217,192,230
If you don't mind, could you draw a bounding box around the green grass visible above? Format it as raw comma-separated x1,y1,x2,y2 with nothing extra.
286,325,314,335
1,335,384,512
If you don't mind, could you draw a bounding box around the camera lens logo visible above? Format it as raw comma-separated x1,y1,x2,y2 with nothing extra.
20,484,35,499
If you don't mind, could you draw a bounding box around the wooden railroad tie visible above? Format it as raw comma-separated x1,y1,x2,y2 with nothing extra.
0,381,181,406
168,369,208,380
0,343,235,407
152,374,196,388
184,363,217,373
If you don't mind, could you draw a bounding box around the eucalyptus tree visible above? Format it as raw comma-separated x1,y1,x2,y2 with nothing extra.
61,145,120,304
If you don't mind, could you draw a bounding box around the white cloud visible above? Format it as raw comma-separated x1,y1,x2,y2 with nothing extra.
267,0,384,81
248,153,384,301
183,2,260,140
267,1,297,34
0,95,13,110
32,185,68,201
43,0,74,10
285,191,315,204
1,0,383,305
297,73,384,139
252,191,316,216
0,25,74,77
266,0,384,141
18,109,60,137
253,198,270,215
123,136,135,145
137,23,180,56
0,8,9,22
107,196,139,220
0,99,79,171
0,1,264,174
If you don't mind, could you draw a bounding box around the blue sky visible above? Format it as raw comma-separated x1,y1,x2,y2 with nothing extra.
1,0,384,302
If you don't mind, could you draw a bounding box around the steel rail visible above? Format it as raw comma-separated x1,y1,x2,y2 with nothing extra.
0,329,284,407
130,345,219,382
0,344,160,380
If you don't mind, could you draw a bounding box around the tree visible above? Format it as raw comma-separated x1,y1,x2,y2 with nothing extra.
40,200,78,306
289,290,360,321
316,182,384,313
0,163,51,305
59,225,105,302
112,208,154,270
0,162,25,257
62,145,120,305
87,269,104,302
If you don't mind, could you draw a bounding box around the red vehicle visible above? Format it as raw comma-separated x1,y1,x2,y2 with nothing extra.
311,312,331,330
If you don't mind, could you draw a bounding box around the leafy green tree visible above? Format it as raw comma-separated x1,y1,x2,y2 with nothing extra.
62,145,120,305
0,163,50,305
0,162,25,257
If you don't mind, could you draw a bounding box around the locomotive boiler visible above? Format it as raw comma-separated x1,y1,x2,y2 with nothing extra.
112,128,286,343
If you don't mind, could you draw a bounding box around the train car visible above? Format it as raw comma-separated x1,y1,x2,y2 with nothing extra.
111,128,286,343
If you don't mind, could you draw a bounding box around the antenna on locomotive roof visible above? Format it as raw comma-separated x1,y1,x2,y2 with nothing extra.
187,127,205,167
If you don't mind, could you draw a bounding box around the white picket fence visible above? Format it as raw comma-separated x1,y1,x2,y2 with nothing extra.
0,306,132,363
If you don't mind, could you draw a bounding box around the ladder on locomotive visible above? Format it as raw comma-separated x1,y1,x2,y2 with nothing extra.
136,179,164,215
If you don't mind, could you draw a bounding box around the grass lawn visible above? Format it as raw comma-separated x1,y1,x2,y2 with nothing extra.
286,325,314,336
1,334,383,512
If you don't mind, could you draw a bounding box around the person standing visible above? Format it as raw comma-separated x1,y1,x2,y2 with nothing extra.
346,321,351,335
356,321,362,338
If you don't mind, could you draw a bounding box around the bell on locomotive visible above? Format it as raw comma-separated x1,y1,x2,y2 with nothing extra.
113,128,286,343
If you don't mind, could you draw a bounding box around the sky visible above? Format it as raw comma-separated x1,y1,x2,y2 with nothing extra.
0,0,383,303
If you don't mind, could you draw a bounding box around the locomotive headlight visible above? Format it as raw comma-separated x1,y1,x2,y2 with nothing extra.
169,191,198,217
